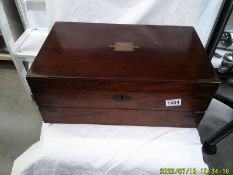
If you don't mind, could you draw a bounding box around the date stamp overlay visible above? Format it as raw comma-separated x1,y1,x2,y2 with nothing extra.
160,168,231,174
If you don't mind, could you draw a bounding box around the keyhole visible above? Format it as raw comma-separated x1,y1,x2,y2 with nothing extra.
112,95,132,102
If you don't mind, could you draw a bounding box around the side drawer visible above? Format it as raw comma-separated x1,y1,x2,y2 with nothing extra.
39,107,203,127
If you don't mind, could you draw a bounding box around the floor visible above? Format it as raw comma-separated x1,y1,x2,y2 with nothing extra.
0,62,42,175
198,85,233,170
0,61,233,175
226,12,233,31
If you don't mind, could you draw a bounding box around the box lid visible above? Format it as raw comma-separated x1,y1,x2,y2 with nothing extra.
28,22,215,82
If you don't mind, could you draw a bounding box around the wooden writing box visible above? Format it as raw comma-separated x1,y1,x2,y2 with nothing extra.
27,22,220,127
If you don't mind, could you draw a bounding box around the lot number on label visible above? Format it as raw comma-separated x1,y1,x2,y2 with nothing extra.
166,99,182,107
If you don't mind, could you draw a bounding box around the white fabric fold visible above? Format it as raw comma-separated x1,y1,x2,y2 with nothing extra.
12,123,208,175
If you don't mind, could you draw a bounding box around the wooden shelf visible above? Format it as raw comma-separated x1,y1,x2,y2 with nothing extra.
0,53,12,61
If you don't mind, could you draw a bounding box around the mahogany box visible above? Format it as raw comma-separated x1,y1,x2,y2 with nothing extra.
27,22,220,127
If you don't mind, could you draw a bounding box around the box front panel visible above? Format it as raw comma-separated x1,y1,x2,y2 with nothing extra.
28,78,218,112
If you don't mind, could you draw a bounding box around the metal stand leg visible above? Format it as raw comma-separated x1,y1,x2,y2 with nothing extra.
203,120,233,155
206,0,233,59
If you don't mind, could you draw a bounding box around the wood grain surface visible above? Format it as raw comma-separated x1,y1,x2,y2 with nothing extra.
40,107,203,127
29,22,214,81
27,22,220,127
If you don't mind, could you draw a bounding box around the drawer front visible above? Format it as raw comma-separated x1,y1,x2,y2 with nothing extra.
28,78,218,112
35,90,212,111
39,107,203,127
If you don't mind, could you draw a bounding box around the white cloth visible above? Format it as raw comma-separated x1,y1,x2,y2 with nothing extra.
45,0,223,46
11,123,208,175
